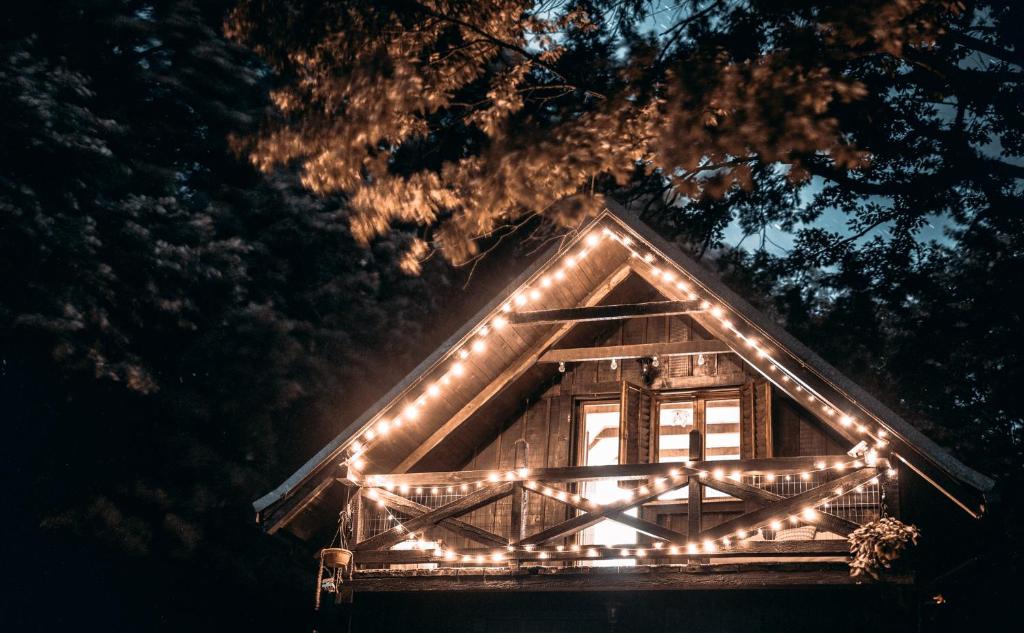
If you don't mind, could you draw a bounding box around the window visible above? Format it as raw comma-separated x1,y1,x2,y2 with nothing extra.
655,401,694,500
578,402,636,564
704,398,741,498
655,394,741,500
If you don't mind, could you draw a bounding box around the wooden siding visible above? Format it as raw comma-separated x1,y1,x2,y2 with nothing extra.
771,392,847,457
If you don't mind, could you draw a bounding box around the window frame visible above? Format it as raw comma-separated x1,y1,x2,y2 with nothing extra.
652,388,742,504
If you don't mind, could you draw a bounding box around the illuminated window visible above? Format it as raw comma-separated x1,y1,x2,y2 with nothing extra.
704,398,741,498
655,395,741,500
656,401,694,500
578,402,636,565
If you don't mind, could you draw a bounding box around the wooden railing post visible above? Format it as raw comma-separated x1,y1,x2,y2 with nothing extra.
510,481,526,542
688,429,703,562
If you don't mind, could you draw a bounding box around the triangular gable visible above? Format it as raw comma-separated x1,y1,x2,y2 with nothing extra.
256,202,994,535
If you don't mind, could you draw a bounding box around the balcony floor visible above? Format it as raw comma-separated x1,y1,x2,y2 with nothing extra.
348,562,912,593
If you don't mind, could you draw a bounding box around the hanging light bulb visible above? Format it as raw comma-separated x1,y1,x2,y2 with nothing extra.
652,356,660,368
610,358,618,370
558,361,566,373
697,353,706,366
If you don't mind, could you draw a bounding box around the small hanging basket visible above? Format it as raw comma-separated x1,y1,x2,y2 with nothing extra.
320,547,353,568
315,548,354,609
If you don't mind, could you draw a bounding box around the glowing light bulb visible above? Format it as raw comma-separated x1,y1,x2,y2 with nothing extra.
458,349,469,360
451,362,465,376
403,405,419,420
586,233,600,246
558,361,566,373
610,358,618,370
770,520,782,531
840,415,854,427
687,543,698,554
554,269,566,281
529,289,541,301
802,508,818,521
514,294,528,306
472,339,486,353
703,540,716,553
493,316,507,329
428,383,441,397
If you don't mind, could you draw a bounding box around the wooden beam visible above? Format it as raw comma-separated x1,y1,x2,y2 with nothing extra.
347,565,907,592
348,565,909,592
698,468,879,541
688,430,703,542
394,264,634,473
353,483,513,551
360,456,867,488
510,482,525,544
523,481,688,544
568,374,746,394
509,300,704,325
351,540,851,565
700,476,860,536
368,488,507,547
517,476,690,545
539,340,730,363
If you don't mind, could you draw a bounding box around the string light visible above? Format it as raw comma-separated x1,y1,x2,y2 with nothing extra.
343,223,892,478
354,464,884,565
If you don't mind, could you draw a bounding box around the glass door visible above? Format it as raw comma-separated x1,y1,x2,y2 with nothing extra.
578,402,636,564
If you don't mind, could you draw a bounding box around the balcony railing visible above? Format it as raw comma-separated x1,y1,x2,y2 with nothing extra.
340,451,892,569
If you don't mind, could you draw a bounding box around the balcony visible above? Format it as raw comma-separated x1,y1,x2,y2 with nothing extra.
334,453,900,591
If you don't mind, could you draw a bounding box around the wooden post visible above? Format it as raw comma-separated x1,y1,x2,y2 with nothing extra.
510,481,525,542
510,481,525,568
688,429,703,563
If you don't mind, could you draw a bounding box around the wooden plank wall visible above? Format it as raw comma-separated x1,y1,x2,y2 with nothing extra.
771,395,847,457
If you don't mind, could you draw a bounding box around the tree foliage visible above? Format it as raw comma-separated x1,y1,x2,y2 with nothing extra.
2,1,1022,631
227,0,962,266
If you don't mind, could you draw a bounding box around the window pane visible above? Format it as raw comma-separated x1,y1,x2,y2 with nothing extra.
705,398,741,498
579,403,635,565
656,401,694,500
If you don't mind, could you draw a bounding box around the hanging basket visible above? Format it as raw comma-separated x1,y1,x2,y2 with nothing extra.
320,548,353,568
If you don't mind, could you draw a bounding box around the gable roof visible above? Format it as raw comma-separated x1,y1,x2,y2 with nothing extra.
256,202,994,536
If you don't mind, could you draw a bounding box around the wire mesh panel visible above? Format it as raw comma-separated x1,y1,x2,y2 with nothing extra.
361,486,474,539
743,470,884,535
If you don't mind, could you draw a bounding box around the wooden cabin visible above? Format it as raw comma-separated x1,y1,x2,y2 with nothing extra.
256,203,993,632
